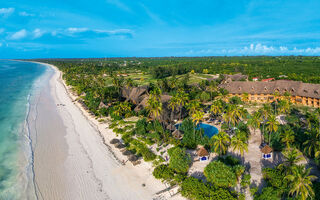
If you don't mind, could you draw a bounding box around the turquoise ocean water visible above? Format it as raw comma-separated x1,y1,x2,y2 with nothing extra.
0,60,46,199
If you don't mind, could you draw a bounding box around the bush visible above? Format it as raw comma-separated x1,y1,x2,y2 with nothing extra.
218,155,240,167
153,164,175,181
180,177,237,200
168,147,191,174
204,161,237,188
241,174,251,188
254,187,281,200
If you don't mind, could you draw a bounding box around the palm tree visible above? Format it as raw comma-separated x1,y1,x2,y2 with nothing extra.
146,93,162,120
231,131,248,163
279,148,305,173
248,111,262,135
168,95,179,121
303,128,320,158
280,129,295,148
278,99,291,114
259,104,271,138
273,91,280,115
206,82,217,101
187,100,201,116
210,100,223,117
266,114,279,144
241,92,249,103
211,131,230,155
177,90,189,120
285,165,316,200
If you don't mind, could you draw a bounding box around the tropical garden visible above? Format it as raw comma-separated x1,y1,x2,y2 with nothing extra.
34,57,320,200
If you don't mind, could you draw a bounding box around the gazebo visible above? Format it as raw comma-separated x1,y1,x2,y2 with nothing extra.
261,145,273,159
196,146,209,162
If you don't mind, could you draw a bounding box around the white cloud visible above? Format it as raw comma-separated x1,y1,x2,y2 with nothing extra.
0,8,15,17
225,43,320,55
19,11,35,17
0,28,4,34
8,29,27,40
106,0,132,12
33,28,44,38
67,27,88,33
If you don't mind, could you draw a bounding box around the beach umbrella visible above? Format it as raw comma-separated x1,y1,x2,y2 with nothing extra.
122,150,132,156
110,138,120,144
115,143,125,149
128,155,138,162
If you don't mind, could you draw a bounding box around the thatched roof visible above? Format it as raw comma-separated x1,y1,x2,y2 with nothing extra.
115,143,125,149
197,146,209,157
261,145,273,154
172,129,183,139
134,94,172,112
224,73,248,81
122,86,149,105
128,154,138,162
122,150,132,156
110,138,120,144
219,80,320,99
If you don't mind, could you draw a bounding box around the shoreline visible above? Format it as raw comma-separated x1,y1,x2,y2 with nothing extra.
28,61,183,200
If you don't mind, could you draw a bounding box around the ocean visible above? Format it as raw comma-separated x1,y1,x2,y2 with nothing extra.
0,60,47,199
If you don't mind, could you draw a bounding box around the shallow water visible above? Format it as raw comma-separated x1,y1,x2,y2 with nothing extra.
0,60,46,199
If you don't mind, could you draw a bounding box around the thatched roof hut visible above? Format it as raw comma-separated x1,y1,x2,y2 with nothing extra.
197,146,209,157
122,150,132,156
110,138,120,144
115,143,125,149
128,154,138,162
261,145,273,154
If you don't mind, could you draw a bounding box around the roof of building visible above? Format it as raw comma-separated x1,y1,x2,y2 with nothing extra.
261,145,273,154
224,73,248,81
262,78,275,82
219,80,320,99
197,146,209,157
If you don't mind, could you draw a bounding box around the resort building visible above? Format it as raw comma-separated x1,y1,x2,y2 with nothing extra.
196,146,209,162
219,80,320,107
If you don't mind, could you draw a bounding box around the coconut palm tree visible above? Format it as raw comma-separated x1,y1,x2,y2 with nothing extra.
266,114,280,144
303,128,320,158
248,111,262,136
231,131,248,163
146,93,162,120
273,91,280,115
279,148,305,173
210,100,223,117
168,95,179,121
177,90,189,120
241,92,249,103
280,129,295,148
192,110,204,126
211,131,230,155
206,82,217,101
187,100,201,116
285,165,316,200
259,104,272,138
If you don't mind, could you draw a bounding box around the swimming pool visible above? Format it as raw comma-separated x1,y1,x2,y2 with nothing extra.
175,123,219,138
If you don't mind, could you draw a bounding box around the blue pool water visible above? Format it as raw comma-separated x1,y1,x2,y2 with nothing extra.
175,123,219,138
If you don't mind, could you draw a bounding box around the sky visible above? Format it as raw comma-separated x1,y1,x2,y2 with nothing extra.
0,0,320,58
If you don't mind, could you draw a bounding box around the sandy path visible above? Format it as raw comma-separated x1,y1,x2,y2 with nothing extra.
31,62,182,200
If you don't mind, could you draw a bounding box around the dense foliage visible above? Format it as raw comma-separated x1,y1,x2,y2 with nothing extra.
204,161,237,188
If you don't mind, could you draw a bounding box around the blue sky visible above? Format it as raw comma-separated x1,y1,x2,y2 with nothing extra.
1,0,320,58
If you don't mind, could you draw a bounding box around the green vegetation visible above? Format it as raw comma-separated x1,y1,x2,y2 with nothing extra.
35,57,320,200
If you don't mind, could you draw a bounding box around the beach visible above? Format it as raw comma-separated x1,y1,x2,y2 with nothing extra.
30,62,182,200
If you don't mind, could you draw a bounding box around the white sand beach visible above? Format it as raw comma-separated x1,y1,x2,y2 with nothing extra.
31,62,184,200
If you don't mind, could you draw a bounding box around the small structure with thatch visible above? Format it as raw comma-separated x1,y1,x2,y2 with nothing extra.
261,145,273,159
196,145,209,162
172,129,183,140
110,138,120,144
128,154,138,162
115,143,125,149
